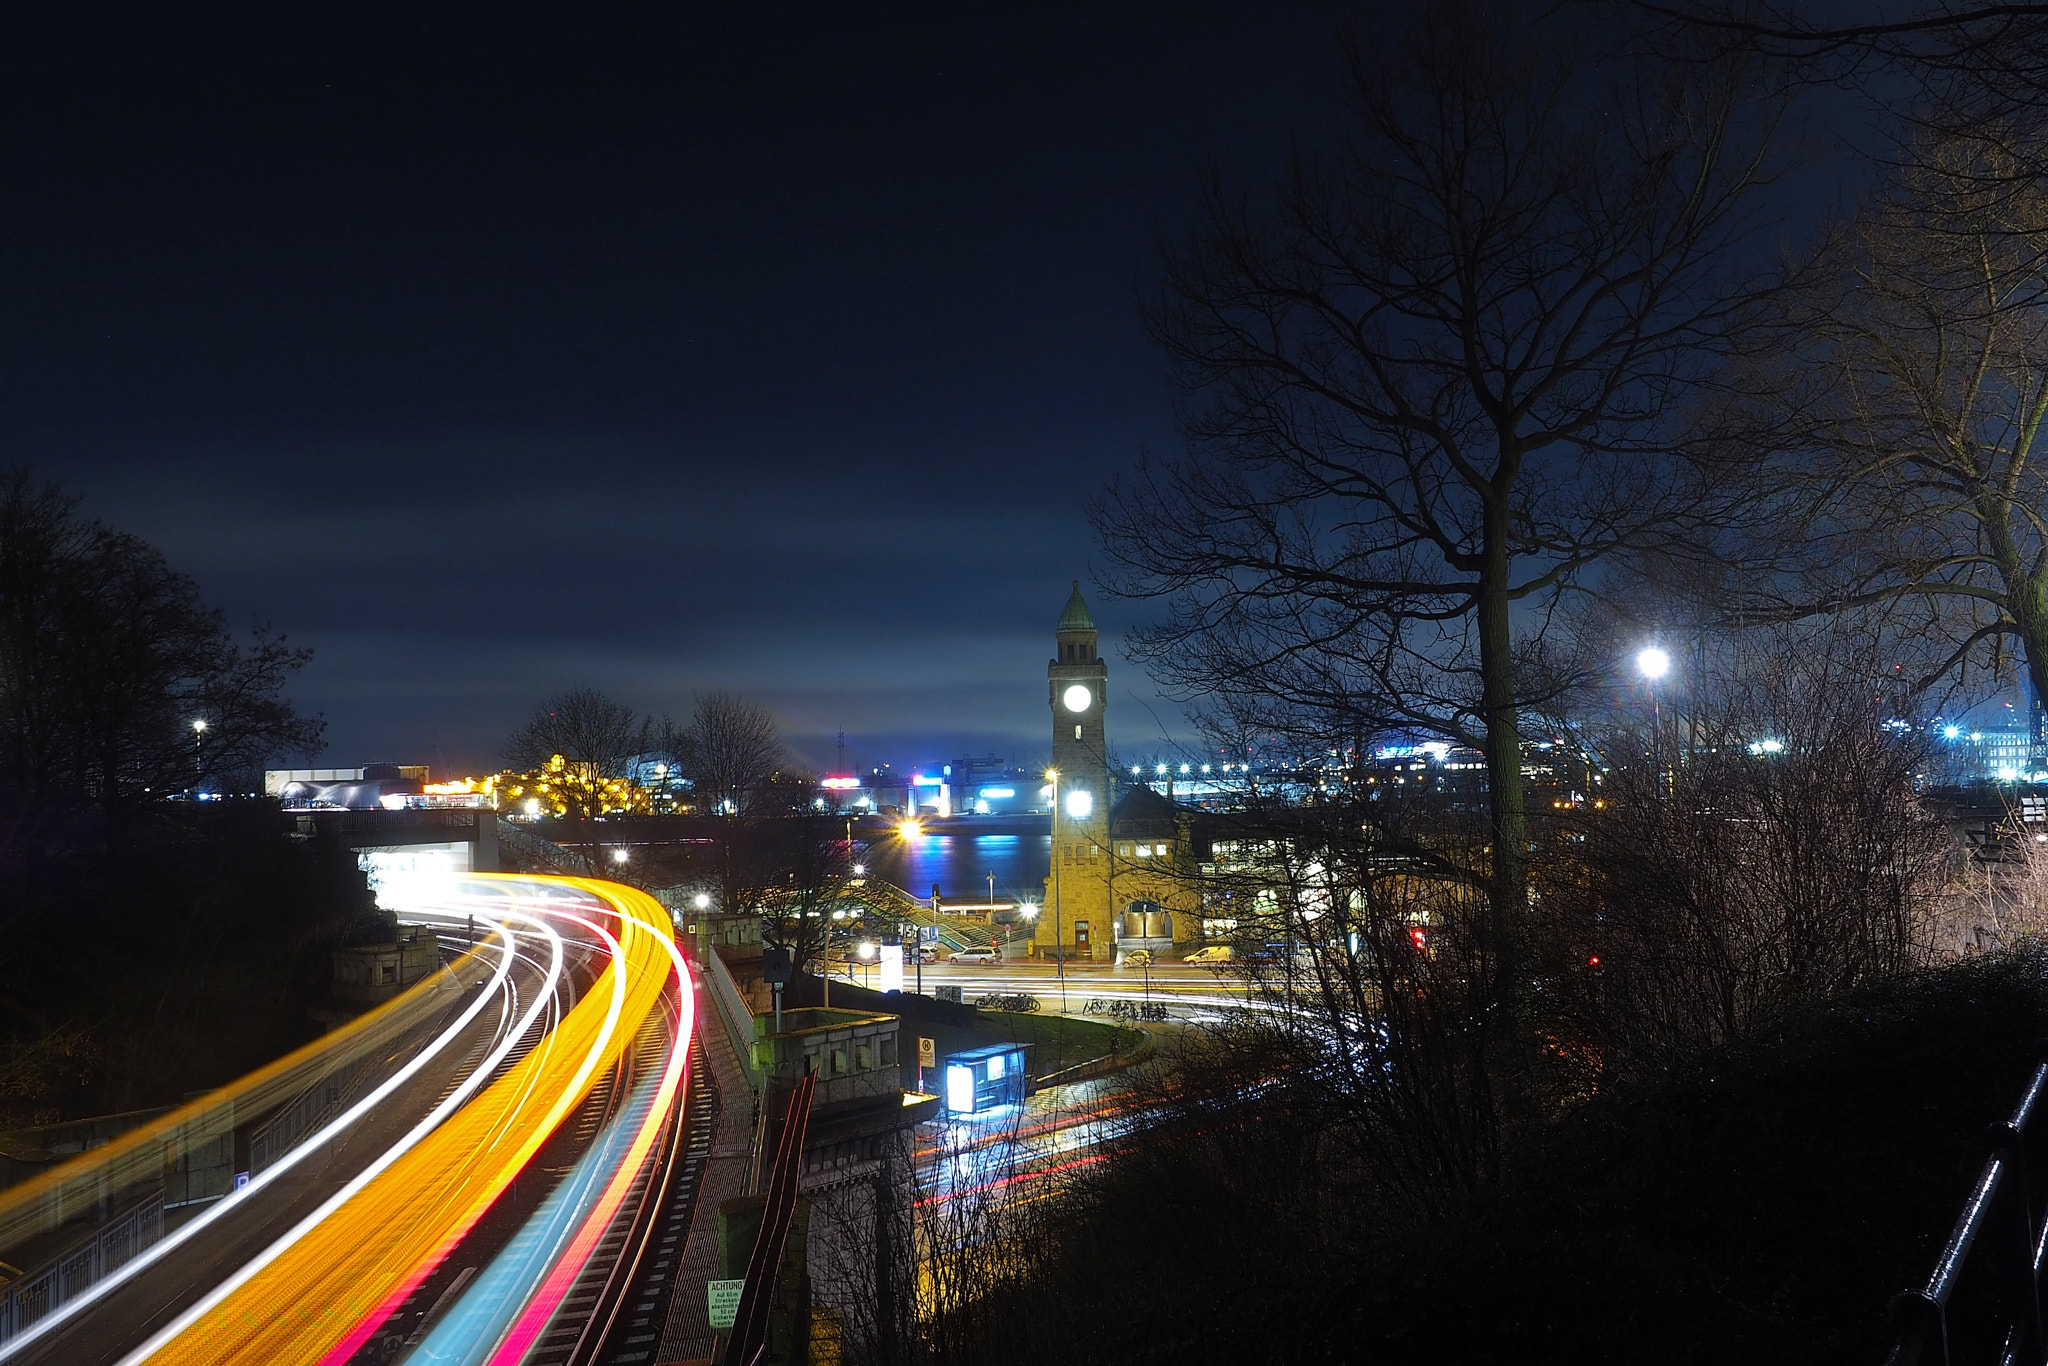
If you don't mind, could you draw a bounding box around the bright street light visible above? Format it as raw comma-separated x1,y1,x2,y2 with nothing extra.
1636,647,1671,680
692,892,711,910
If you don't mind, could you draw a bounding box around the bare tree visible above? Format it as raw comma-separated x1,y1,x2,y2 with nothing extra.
1736,136,2048,706
1174,778,1566,1207
503,685,650,776
1551,623,1950,1078
0,468,322,816
677,689,784,817
1940,806,2048,954
1097,2,1785,1105
754,812,861,976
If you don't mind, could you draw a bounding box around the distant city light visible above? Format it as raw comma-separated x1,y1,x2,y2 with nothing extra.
1156,765,1168,775
611,848,630,863
899,820,924,839
1943,725,1962,739
820,776,861,790
1748,739,1785,755
852,863,865,876
911,774,942,787
191,718,208,734
1636,647,1671,680
979,787,1015,799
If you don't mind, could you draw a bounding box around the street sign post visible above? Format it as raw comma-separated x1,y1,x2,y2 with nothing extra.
918,1036,935,1094
708,1278,745,1330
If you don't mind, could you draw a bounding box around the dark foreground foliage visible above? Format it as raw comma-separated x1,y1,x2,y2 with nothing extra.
0,802,374,1124
953,949,2048,1366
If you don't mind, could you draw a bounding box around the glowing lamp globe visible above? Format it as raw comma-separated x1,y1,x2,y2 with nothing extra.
1636,647,1671,680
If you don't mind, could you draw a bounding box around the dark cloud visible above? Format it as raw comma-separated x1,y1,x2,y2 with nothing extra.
7,2,1359,772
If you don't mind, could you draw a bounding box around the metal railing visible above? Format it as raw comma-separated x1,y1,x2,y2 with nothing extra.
847,880,983,953
248,1053,373,1175
1885,1048,2048,1365
493,818,598,875
0,1187,163,1345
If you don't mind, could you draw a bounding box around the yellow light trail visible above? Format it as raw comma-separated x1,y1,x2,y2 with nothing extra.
127,876,680,1366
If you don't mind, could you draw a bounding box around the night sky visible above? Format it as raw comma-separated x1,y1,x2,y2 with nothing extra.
2,4,1361,775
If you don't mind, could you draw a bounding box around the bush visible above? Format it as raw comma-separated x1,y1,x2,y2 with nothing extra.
959,948,2048,1366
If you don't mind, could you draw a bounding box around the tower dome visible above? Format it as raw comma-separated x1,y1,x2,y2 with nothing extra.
1057,580,1096,634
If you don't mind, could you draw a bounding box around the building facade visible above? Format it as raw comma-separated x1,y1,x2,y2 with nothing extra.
1044,583,1115,960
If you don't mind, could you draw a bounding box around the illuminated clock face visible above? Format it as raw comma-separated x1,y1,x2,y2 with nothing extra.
1062,684,1092,713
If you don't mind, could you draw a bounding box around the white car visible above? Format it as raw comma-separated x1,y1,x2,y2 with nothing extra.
949,946,999,964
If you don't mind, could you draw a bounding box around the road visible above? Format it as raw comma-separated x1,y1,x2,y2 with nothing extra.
902,961,1242,1216
0,875,692,1366
877,958,1264,1021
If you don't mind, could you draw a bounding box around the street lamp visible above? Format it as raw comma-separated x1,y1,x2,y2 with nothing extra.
1638,645,1671,789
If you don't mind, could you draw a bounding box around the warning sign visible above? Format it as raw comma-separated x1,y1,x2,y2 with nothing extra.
708,1278,745,1329
917,1036,935,1068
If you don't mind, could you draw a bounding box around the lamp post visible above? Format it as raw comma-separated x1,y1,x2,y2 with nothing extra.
1637,646,1671,794
190,718,207,792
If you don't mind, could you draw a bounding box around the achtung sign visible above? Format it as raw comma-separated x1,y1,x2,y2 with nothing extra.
917,1036,936,1068
708,1278,745,1330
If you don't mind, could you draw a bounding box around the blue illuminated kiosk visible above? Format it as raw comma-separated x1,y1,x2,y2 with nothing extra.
940,1042,1029,1118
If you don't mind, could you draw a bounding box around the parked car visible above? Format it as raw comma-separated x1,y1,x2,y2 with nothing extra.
914,944,940,963
1183,945,1234,964
949,946,999,964
1119,949,1153,967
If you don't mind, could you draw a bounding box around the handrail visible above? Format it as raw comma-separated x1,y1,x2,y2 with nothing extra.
1884,1048,2048,1365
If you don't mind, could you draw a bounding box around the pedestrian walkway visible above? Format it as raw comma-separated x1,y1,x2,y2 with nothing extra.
657,971,756,1365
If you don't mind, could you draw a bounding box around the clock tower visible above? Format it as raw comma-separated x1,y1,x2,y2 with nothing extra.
1046,581,1113,961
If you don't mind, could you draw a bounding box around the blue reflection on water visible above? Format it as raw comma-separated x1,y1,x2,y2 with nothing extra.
870,833,1051,903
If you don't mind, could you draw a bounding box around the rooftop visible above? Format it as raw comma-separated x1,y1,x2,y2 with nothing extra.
1057,580,1096,635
